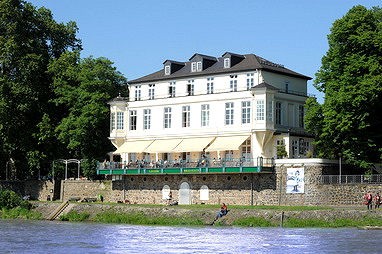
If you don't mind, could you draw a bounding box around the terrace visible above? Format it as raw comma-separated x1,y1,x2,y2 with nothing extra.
97,157,275,176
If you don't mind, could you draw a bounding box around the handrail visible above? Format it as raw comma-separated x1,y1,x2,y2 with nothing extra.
319,174,382,184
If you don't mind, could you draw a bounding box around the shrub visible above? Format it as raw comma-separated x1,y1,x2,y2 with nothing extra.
0,190,28,209
60,211,90,222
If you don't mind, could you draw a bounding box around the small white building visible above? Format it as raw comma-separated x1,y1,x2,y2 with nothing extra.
108,52,313,166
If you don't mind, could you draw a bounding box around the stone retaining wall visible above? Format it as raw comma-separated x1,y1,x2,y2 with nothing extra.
2,159,382,206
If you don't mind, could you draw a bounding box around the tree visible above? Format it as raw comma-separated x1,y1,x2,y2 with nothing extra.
307,5,382,168
48,51,127,175
0,0,81,179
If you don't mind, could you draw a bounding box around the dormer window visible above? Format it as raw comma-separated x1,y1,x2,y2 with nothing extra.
224,58,230,68
191,62,197,72
165,65,170,75
197,61,202,71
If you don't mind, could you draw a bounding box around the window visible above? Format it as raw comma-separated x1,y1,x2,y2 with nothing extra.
134,85,141,101
275,102,282,125
148,84,155,100
117,112,124,129
169,81,176,98
241,139,251,161
224,58,230,68
230,75,237,92
292,140,299,157
206,77,214,94
256,100,265,120
129,110,137,130
165,65,170,75
197,61,202,71
182,105,190,127
143,109,151,130
241,101,251,124
298,105,304,128
201,104,210,127
285,81,289,93
110,112,115,130
267,101,274,121
164,107,172,128
225,102,234,125
246,73,254,90
187,80,194,96
225,150,234,161
191,62,197,72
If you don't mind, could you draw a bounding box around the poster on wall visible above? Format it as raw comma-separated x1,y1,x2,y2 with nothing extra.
286,167,304,193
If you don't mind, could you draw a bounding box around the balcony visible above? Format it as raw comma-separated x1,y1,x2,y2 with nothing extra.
97,157,275,176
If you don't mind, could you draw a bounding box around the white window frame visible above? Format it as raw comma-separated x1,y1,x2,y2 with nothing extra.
117,112,124,130
197,61,202,71
241,101,251,124
164,107,172,129
201,104,210,127
110,112,115,131
246,73,254,90
225,102,234,125
182,105,190,127
148,84,155,100
207,77,214,94
169,81,176,98
230,75,237,92
129,110,137,130
143,109,151,130
191,62,197,72
165,65,170,75
134,85,141,101
256,100,265,121
187,80,194,96
224,58,230,68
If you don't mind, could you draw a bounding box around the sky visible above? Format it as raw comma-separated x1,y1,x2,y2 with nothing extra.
29,0,381,102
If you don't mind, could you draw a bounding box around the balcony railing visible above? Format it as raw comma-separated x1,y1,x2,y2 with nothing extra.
97,157,275,175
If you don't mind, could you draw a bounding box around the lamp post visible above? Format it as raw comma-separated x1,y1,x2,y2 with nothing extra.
338,153,342,184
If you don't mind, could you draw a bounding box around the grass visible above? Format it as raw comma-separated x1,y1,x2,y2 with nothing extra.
0,207,42,220
60,211,90,222
93,211,204,226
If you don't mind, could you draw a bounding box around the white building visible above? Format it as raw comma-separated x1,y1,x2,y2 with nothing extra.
108,52,313,166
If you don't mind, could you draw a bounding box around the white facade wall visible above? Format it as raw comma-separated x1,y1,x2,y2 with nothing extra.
110,69,312,162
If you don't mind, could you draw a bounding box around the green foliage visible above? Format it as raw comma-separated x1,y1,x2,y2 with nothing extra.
81,158,98,179
276,145,288,159
59,210,89,222
93,211,204,226
233,217,276,227
0,0,81,179
0,189,31,209
0,0,127,179
0,207,42,219
48,52,127,160
307,5,382,168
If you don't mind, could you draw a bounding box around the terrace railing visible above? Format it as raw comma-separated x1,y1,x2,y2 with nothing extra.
319,174,382,184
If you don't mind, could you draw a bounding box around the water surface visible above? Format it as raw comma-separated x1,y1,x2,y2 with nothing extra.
1,220,381,253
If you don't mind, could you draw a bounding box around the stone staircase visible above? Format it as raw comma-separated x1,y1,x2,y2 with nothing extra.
46,201,74,220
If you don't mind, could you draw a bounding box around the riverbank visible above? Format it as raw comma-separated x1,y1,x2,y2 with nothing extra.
27,202,382,227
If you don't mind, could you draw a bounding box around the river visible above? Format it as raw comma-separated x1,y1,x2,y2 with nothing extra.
1,220,381,253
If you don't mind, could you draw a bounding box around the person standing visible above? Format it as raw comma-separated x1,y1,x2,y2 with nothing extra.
364,192,373,210
375,192,381,209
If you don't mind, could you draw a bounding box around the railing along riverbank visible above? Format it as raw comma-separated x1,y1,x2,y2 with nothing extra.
320,174,382,184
